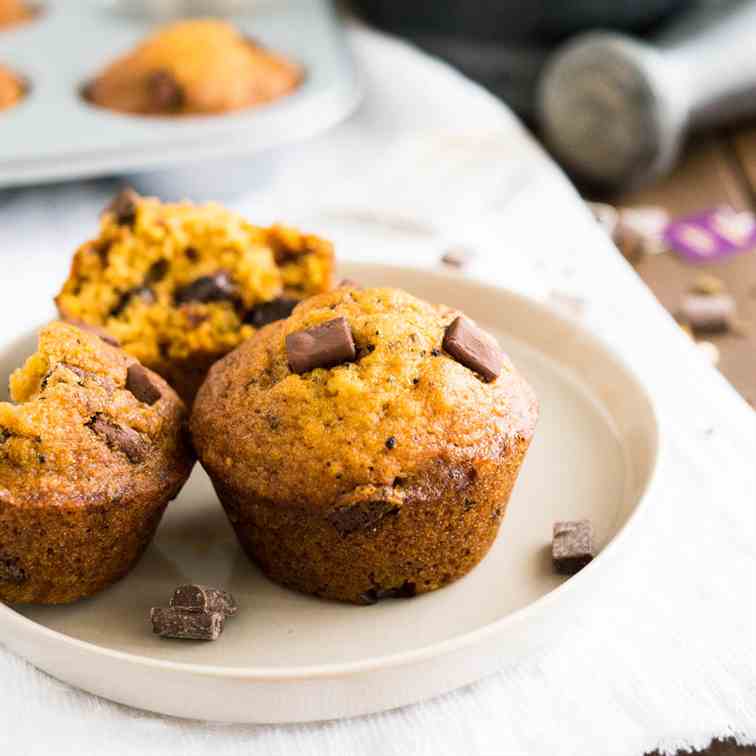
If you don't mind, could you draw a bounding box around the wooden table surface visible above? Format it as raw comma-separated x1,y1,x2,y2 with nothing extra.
607,123,756,407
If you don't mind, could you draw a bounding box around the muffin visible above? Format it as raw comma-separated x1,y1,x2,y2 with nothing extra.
0,64,23,111
0,0,33,29
84,19,302,116
0,322,194,604
192,285,538,604
56,189,334,403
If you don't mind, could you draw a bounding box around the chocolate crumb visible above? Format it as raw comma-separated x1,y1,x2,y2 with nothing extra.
552,520,594,575
126,364,161,406
337,278,362,289
150,607,225,641
440,247,475,269
170,585,238,617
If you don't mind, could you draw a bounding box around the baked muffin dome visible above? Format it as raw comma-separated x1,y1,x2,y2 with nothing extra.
0,0,33,29
0,64,23,111
84,19,302,116
0,322,194,604
192,285,538,604
56,189,334,403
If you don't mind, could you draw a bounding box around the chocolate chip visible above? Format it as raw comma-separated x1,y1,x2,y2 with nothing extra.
87,414,146,464
65,319,121,347
286,317,356,374
442,316,502,382
150,607,225,641
327,500,399,536
680,294,735,334
0,555,26,584
104,187,140,226
385,436,397,450
126,364,161,406
147,69,184,112
359,581,416,605
245,297,298,328
145,259,169,284
111,286,156,317
174,272,236,305
552,520,594,575
170,585,238,617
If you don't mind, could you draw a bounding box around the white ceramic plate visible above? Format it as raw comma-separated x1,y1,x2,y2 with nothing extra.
0,264,659,723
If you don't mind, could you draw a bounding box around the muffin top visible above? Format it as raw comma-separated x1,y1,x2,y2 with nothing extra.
192,286,538,508
0,322,192,508
84,19,302,116
55,190,333,375
0,0,32,29
0,64,23,112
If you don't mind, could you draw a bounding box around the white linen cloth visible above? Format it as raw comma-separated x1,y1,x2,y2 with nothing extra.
0,24,754,756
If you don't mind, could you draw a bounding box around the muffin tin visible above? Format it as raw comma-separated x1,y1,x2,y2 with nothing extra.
0,0,361,197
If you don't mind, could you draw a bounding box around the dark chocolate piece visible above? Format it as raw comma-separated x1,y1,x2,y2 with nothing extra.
359,581,416,605
245,297,298,328
442,316,502,382
145,259,169,284
126,364,161,406
440,248,474,269
337,278,362,289
174,272,236,305
680,294,735,334
286,317,356,374
87,414,146,464
105,188,140,226
111,286,156,317
150,607,225,641
170,584,238,617
147,69,184,111
552,520,594,575
0,555,26,584
385,436,397,450
327,500,399,536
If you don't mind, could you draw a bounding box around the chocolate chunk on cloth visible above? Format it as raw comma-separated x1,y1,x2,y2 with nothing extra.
680,294,736,334
150,607,225,641
104,187,140,226
552,520,594,575
147,69,184,111
87,414,146,463
442,316,502,382
170,584,238,617
126,363,161,406
245,297,298,328
175,271,236,305
286,316,356,374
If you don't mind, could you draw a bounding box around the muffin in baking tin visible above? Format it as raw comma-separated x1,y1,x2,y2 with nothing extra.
0,322,194,605
84,18,302,117
192,285,538,604
56,189,334,403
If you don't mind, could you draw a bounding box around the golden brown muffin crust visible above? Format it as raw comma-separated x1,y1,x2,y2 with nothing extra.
84,19,302,116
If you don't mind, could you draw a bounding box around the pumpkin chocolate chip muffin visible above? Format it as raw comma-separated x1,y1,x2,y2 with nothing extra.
55,189,334,403
0,64,23,112
0,322,193,604
84,19,302,117
0,0,33,29
192,285,538,604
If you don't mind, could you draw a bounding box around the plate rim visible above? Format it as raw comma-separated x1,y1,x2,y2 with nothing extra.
0,262,661,682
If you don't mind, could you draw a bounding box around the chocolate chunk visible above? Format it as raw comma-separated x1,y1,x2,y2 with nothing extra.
442,316,502,382
105,187,140,226
327,500,399,536
359,581,416,605
65,319,121,347
0,555,26,584
170,585,238,617
150,607,225,641
174,272,236,305
87,414,146,464
552,520,594,575
111,286,156,317
680,294,735,334
286,317,356,374
126,364,161,406
440,248,475,269
385,436,397,450
337,278,362,289
145,259,169,284
147,69,184,111
245,297,298,328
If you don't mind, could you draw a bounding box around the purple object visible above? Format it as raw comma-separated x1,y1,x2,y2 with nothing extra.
664,206,756,263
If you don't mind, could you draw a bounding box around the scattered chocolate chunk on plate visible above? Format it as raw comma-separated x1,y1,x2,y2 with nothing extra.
170,585,238,617
286,316,356,374
442,315,502,382
150,607,225,641
552,520,594,575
